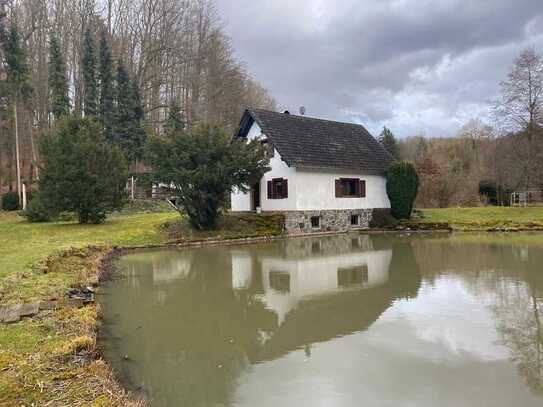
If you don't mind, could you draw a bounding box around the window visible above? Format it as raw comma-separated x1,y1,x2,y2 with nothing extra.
337,265,369,288
311,216,321,229
269,271,290,293
267,178,288,199
335,179,366,198
351,214,360,226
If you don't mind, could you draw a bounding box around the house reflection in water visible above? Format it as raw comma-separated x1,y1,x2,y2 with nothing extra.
232,235,392,327
101,234,421,407
226,235,419,363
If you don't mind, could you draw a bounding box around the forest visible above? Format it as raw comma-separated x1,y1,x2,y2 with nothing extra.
381,48,543,208
2,0,543,209
0,0,275,196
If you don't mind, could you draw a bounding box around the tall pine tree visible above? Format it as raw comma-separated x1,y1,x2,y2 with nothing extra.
82,29,98,117
3,22,32,201
378,126,399,160
114,60,146,162
98,30,114,140
48,33,70,119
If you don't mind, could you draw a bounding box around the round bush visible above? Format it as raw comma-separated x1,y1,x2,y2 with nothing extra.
22,194,51,222
1,192,20,211
386,162,420,219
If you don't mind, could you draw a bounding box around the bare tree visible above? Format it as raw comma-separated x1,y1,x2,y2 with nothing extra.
494,47,543,133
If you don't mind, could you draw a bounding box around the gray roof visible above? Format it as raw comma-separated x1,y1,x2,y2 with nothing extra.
235,108,394,174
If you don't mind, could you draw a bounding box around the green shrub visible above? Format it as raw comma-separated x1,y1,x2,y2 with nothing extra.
1,192,20,211
22,193,51,222
386,161,420,219
38,117,128,224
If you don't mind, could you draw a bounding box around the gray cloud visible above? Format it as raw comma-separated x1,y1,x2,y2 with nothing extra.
216,0,543,137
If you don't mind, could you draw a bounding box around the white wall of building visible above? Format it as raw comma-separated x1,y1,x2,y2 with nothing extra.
295,171,390,210
259,149,297,211
231,187,252,211
230,121,391,212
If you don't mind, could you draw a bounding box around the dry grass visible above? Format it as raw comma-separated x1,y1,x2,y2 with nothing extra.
0,247,145,407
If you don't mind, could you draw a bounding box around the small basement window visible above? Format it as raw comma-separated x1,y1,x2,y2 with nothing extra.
311,216,321,229
351,214,360,226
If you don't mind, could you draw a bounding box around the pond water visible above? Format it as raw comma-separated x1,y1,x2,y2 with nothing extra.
99,233,543,407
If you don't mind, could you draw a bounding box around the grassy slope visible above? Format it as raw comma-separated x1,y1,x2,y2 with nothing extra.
0,211,177,280
420,207,543,230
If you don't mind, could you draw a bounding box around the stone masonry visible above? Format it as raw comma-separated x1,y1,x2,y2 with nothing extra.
281,209,376,234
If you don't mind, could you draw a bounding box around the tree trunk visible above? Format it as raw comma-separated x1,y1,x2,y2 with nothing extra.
30,127,39,181
14,100,22,204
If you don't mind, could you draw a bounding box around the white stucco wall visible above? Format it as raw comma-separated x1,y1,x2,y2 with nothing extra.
231,121,297,211
230,121,391,212
231,187,252,212
295,171,390,210
231,122,264,211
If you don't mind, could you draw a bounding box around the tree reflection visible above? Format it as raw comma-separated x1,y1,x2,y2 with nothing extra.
494,272,543,395
409,233,543,395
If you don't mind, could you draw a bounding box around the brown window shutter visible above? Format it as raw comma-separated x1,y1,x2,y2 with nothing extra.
359,180,366,197
335,179,342,197
283,179,288,198
267,180,273,199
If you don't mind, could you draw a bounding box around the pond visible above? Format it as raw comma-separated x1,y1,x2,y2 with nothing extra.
99,233,543,407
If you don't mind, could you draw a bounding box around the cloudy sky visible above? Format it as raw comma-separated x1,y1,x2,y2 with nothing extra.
215,0,543,137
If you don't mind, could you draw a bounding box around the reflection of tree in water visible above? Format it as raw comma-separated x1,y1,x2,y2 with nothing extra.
409,233,543,395
494,278,543,395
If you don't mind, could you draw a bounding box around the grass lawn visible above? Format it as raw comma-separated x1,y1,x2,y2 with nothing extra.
0,211,179,305
419,207,543,230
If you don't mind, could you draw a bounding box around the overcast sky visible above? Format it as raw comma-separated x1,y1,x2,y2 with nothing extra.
215,0,543,137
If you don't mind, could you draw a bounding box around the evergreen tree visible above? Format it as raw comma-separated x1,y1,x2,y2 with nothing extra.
164,102,185,134
114,60,146,162
48,33,70,119
386,161,419,219
38,117,128,224
131,79,144,122
378,126,399,159
3,22,32,202
98,30,114,141
146,125,270,230
82,29,98,117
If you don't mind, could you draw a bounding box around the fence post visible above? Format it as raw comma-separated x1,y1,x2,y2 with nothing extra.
22,183,27,210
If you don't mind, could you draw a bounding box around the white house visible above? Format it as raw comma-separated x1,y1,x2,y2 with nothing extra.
231,108,394,233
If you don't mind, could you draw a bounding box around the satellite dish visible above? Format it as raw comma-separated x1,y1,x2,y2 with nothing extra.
299,106,306,116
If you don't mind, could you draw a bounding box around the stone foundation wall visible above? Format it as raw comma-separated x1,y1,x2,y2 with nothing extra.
279,209,379,234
